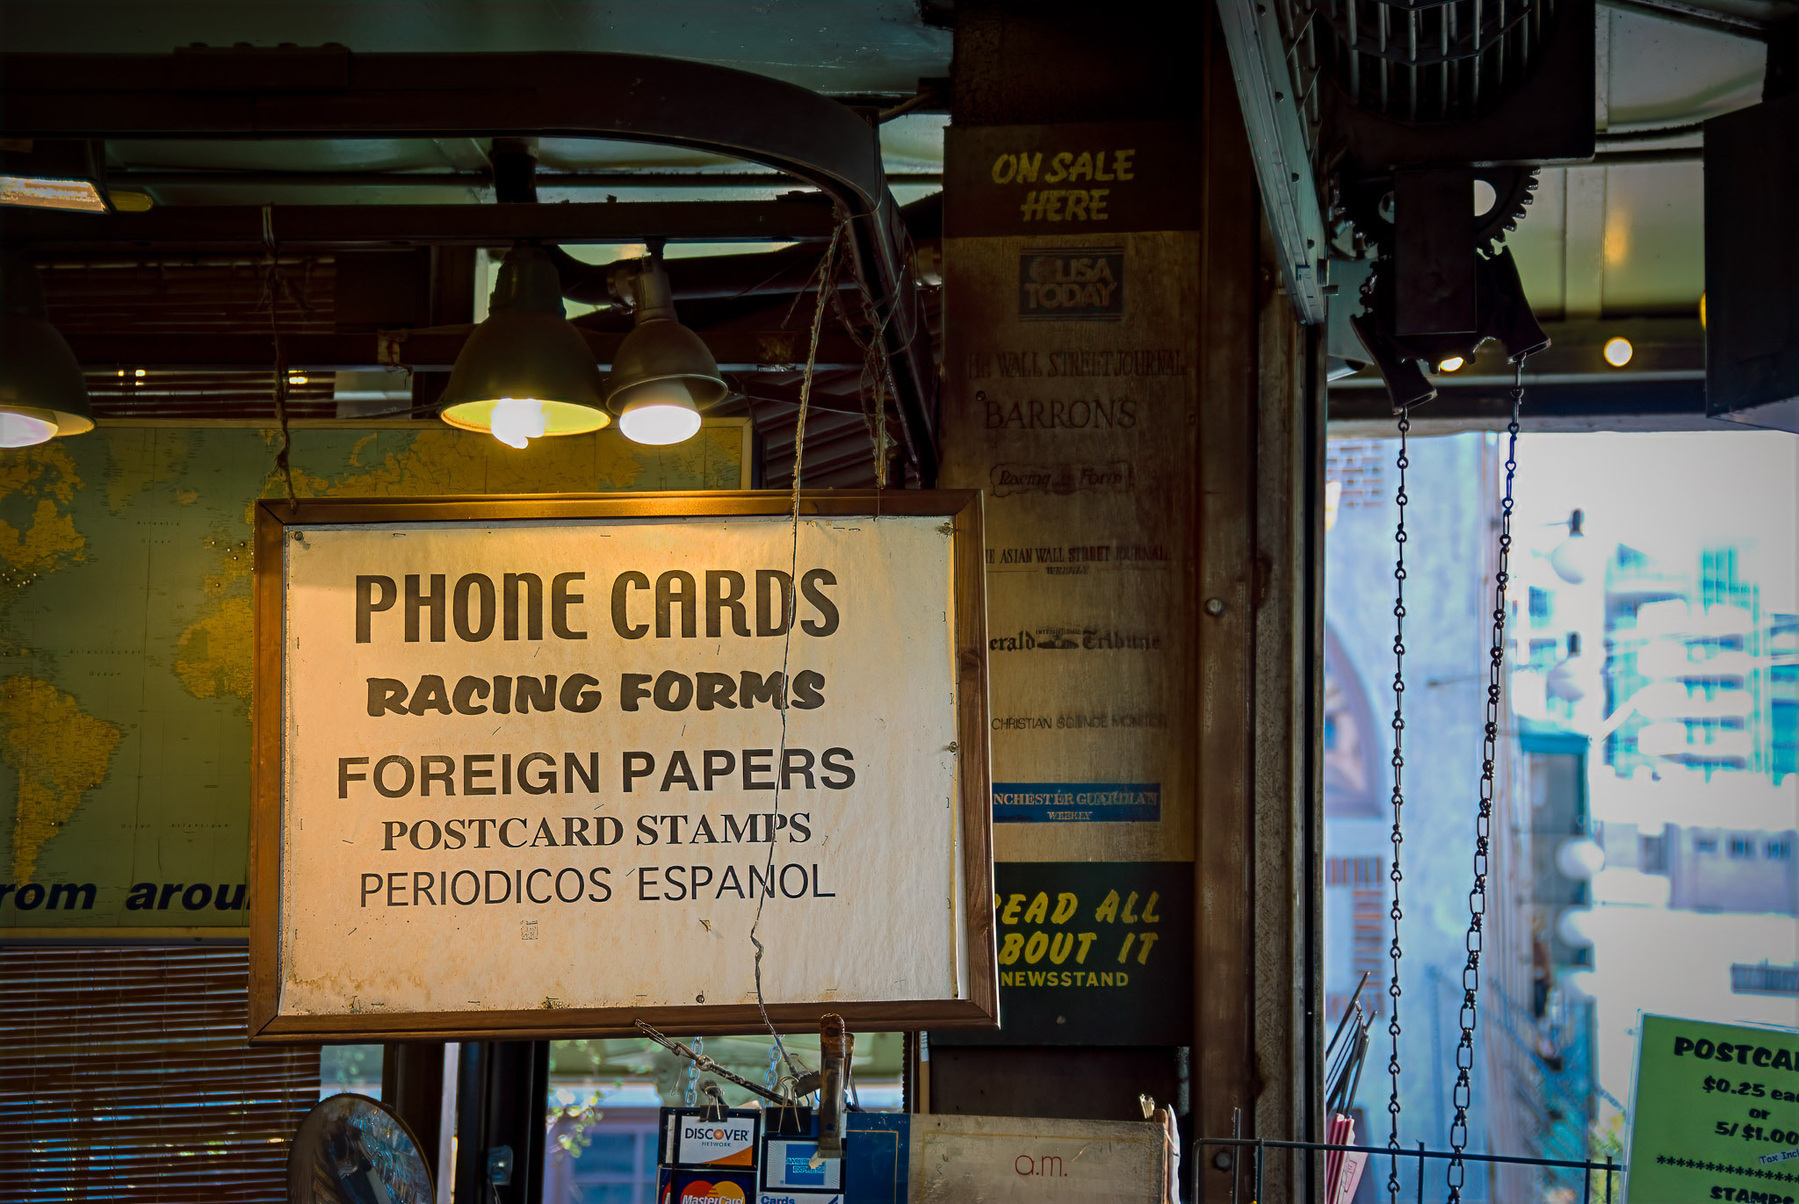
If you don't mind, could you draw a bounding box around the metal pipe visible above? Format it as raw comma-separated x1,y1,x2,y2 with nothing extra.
1599,0,1769,39
635,1020,793,1107
1193,1135,1630,1175
109,170,944,191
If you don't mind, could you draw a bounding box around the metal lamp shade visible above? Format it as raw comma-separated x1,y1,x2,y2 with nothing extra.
438,246,609,440
438,310,611,438
0,310,95,443
604,317,728,445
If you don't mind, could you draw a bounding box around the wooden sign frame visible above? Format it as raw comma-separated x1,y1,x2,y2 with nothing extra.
248,490,996,1041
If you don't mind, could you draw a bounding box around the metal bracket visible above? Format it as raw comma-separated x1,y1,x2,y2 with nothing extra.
1214,0,1330,325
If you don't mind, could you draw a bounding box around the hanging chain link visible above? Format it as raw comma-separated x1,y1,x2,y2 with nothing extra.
684,1035,704,1107
1385,408,1412,1202
1446,361,1526,1199
765,1043,782,1091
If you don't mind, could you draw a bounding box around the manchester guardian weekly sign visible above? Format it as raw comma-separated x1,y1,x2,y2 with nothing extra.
249,492,996,1040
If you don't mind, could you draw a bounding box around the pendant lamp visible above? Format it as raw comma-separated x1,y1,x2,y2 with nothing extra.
439,246,609,449
606,257,728,446
0,256,95,448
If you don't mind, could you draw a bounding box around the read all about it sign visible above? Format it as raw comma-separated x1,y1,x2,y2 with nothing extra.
248,493,996,1040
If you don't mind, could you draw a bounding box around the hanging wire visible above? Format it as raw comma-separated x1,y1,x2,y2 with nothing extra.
255,204,300,507
822,261,903,492
1446,357,1527,1200
1385,405,1412,1202
747,213,850,1082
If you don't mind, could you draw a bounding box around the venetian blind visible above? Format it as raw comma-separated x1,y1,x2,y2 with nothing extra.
0,945,320,1201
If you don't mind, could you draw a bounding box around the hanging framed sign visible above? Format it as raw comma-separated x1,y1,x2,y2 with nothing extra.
248,491,996,1041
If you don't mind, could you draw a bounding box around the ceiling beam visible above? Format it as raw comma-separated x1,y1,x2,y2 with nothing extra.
1,201,837,252
0,48,940,480
65,330,870,374
1328,378,1742,433
106,171,945,192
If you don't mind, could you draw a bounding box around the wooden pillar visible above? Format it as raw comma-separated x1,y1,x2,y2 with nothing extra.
936,6,1322,1198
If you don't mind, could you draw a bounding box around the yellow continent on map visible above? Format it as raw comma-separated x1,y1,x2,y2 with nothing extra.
0,443,85,609
2,422,744,921
1,675,123,882
171,424,744,708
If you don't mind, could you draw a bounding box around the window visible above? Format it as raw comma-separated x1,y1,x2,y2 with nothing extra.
1730,837,1755,859
546,1113,660,1204
1529,587,1552,626
1322,625,1384,817
1767,838,1794,861
0,945,319,1202
1529,637,1561,669
320,1044,384,1101
1694,835,1719,854
1731,964,1799,996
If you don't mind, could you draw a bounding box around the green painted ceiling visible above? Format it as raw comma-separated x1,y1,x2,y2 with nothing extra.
0,0,951,95
0,1,1778,317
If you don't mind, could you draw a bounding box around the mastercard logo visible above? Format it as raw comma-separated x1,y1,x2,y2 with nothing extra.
680,1181,747,1204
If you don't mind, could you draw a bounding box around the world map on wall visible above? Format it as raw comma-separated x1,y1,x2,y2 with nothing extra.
0,423,747,928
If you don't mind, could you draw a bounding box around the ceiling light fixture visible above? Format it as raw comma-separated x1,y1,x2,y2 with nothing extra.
1435,355,1466,373
606,255,727,446
0,256,96,447
1549,509,1601,585
438,246,609,450
1602,336,1633,368
0,140,110,214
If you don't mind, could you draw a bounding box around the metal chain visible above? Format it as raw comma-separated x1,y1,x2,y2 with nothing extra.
1446,360,1526,1199
1385,407,1412,1202
685,1035,704,1107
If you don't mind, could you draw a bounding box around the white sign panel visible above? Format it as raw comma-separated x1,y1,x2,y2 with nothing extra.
249,493,995,1039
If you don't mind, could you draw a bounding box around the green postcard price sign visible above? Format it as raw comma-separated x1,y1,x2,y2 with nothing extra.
1628,1014,1799,1203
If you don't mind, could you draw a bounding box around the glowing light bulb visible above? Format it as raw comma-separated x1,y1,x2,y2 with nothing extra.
619,404,702,445
617,379,702,446
0,412,60,448
1602,337,1633,368
489,397,546,450
1436,355,1466,373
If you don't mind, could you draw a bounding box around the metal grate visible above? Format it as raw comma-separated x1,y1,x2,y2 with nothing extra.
0,945,320,1202
43,256,344,421
1294,0,1558,124
32,251,902,484
39,256,335,334
85,370,341,422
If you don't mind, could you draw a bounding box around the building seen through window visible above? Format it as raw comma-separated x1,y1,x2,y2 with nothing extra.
1325,428,1799,1197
